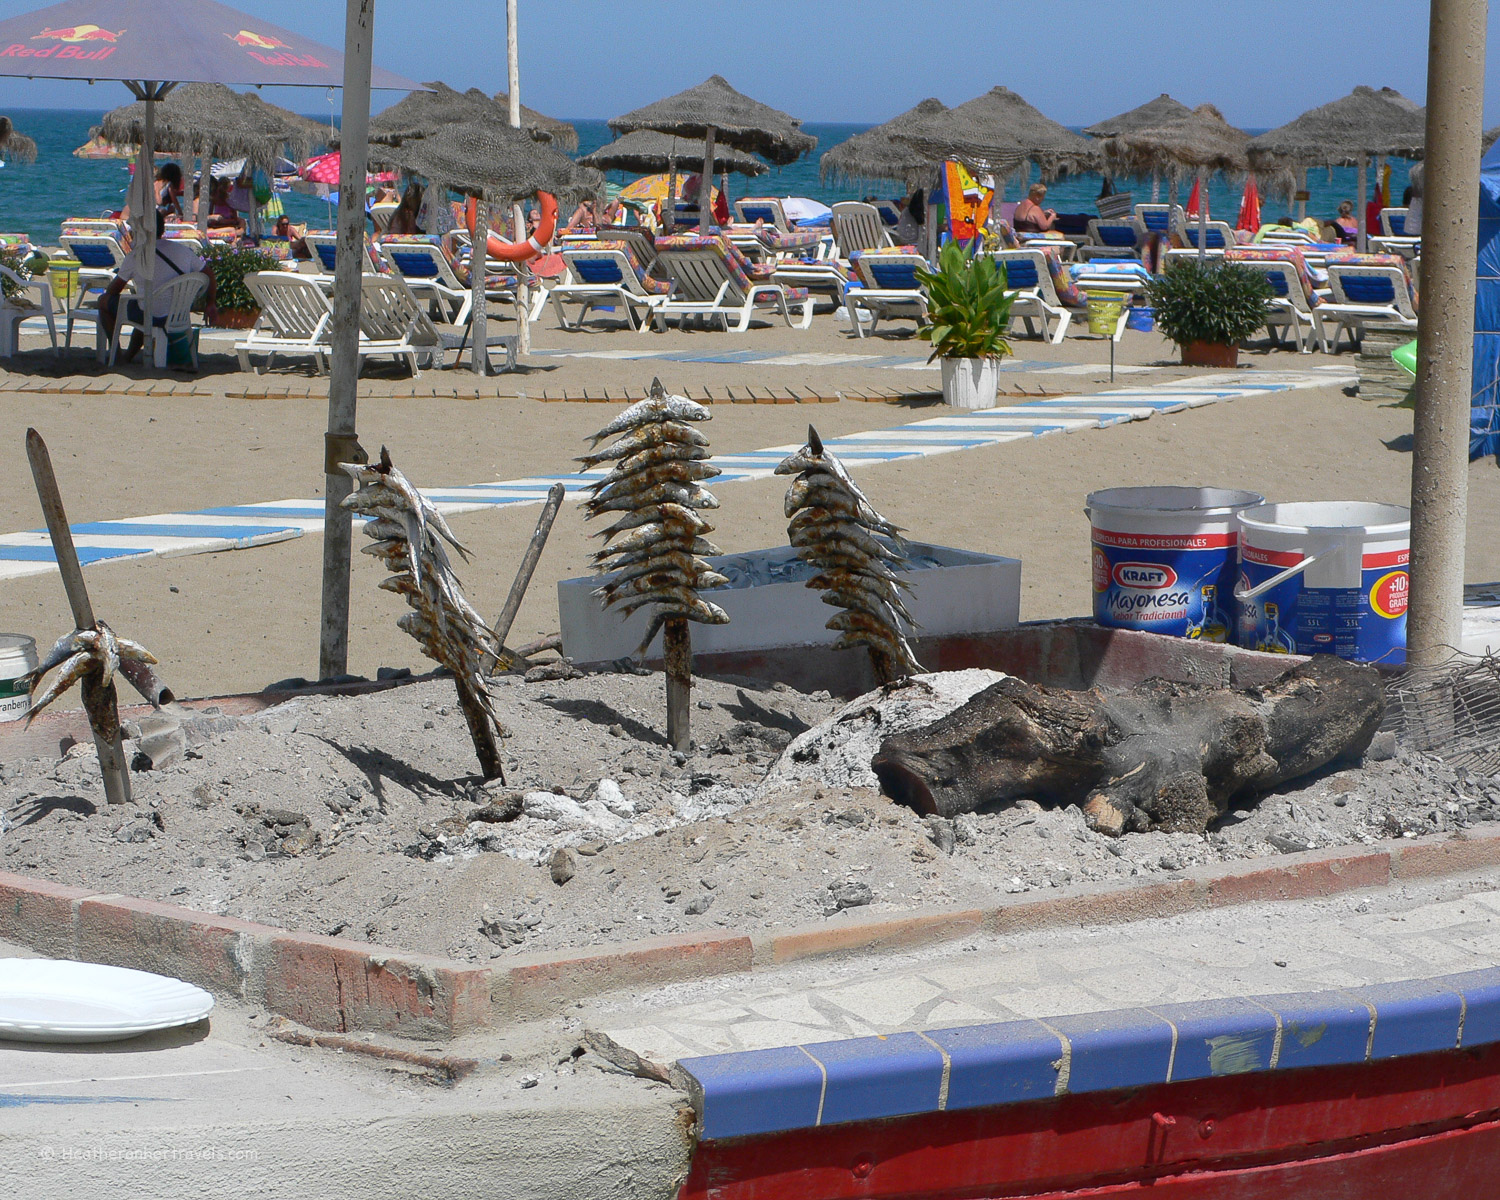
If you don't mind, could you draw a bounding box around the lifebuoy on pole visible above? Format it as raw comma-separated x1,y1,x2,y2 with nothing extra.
465,192,557,262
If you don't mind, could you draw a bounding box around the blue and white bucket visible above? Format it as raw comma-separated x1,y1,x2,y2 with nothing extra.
1086,487,1264,641
1234,502,1410,664
1126,306,1155,333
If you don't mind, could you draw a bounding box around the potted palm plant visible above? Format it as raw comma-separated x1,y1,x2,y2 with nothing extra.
202,243,282,329
915,242,1015,410
1144,259,1274,367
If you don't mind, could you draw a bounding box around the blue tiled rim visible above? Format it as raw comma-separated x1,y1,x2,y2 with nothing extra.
676,968,1500,1140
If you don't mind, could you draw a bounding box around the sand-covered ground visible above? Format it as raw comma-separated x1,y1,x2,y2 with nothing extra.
2,312,1492,699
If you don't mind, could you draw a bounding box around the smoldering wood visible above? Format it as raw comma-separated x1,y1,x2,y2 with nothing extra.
871,656,1384,836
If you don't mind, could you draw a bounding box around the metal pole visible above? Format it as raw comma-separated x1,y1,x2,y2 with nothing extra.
471,199,489,375
507,0,530,357
700,125,717,234
319,0,375,681
1298,167,1307,222
1357,152,1368,252
1196,168,1208,263
1407,0,1486,669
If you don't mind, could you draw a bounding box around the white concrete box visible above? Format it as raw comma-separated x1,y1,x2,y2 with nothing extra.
558,542,1022,666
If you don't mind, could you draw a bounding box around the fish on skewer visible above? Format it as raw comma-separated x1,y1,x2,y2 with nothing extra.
779,425,922,683
24,620,167,748
583,380,730,751
341,448,509,781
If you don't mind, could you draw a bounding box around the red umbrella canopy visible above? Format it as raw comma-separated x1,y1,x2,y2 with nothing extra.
298,151,394,187
0,0,418,89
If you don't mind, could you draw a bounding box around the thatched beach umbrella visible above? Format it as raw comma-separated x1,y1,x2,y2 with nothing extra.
609,75,817,232
373,120,601,376
0,116,36,164
1084,93,1197,139
493,91,578,152
1247,85,1426,245
581,129,767,177
895,86,1098,185
97,81,319,165
819,97,946,190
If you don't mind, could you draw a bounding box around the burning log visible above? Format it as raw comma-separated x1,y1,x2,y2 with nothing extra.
777,425,921,684
342,449,509,781
580,379,729,751
871,656,1384,836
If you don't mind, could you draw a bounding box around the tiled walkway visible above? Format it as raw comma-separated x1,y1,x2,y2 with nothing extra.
0,368,1352,584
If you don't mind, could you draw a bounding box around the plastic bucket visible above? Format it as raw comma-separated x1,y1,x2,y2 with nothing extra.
47,257,80,305
1126,306,1155,333
0,633,37,723
1234,502,1410,664
1086,486,1265,641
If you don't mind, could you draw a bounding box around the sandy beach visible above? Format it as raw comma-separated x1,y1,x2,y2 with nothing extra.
0,314,1494,700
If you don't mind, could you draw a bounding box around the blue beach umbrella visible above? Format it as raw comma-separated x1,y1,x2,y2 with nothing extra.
0,0,418,327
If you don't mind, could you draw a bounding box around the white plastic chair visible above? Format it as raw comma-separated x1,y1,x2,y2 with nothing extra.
107,271,207,369
830,202,893,257
0,265,58,358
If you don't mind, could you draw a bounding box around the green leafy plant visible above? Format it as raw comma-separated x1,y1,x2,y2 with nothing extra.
914,241,1015,362
0,245,32,301
1144,260,1275,347
202,243,281,311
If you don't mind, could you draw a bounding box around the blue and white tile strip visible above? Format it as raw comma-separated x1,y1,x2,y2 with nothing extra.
0,368,1352,585
676,969,1500,1140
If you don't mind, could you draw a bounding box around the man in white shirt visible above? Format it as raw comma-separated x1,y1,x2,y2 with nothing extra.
102,209,218,364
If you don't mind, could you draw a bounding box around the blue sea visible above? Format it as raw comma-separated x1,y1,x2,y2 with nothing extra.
0,108,1414,247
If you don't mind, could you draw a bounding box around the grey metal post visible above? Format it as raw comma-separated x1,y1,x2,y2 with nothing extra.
1196,168,1208,262
471,199,489,375
1407,0,1487,668
700,125,717,233
318,0,375,680
507,0,530,356
1357,152,1368,252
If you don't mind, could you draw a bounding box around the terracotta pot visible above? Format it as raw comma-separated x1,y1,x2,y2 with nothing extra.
1180,340,1238,368
209,307,260,330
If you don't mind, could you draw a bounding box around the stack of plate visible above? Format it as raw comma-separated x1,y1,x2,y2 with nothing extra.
0,959,214,1043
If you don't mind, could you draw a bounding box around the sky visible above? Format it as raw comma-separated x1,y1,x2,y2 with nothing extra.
0,0,1494,129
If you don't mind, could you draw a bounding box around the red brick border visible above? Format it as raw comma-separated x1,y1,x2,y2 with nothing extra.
4,829,1499,1040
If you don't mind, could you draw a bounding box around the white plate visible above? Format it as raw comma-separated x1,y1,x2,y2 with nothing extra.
0,959,214,1042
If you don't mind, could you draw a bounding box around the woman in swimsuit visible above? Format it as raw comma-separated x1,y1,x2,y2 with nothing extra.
1013,183,1058,233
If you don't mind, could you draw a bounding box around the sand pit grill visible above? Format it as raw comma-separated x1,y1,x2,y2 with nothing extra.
1383,653,1500,774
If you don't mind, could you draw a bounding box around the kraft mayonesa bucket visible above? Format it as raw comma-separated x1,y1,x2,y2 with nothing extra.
1235,502,1410,664
1086,487,1265,641
0,633,38,723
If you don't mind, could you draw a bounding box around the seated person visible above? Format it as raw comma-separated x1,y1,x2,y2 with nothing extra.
1013,183,1059,233
272,214,310,259
205,179,244,231
1332,201,1358,244
100,209,217,364
563,198,598,234
891,188,925,245
386,181,424,236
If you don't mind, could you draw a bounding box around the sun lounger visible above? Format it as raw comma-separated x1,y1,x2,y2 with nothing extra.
1134,203,1186,239
237,272,335,373
376,236,474,323
830,202,893,257
1082,217,1145,260
594,226,662,278
355,275,446,374
733,197,794,233
1225,247,1327,354
1379,208,1410,237
1179,221,1238,252
550,242,672,331
988,248,1080,344
369,202,400,235
107,270,208,369
1319,258,1418,352
59,233,127,291
844,251,929,338
650,235,813,332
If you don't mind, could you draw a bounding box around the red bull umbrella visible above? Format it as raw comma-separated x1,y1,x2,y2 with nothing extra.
0,0,418,346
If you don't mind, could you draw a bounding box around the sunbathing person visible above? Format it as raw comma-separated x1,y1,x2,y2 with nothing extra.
1013,183,1059,233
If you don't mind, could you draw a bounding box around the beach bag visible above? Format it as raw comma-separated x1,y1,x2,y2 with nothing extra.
164,325,196,368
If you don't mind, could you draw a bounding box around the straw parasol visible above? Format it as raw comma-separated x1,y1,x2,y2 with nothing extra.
0,116,36,163
609,75,816,230
1247,85,1426,245
818,98,947,190
96,81,319,166
492,91,578,152
1095,102,1249,185
894,86,1098,182
366,82,552,147
369,121,601,205
1084,93,1197,139
581,129,767,177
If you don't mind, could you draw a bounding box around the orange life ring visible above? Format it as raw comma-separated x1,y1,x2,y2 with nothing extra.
465,192,557,261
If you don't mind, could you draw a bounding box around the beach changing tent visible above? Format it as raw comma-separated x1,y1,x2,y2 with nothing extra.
1474,137,1500,458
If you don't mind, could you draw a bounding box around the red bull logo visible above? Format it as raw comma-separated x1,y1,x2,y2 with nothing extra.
226,29,327,69
0,23,122,60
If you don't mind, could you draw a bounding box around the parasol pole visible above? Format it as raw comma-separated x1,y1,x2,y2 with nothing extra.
1356,151,1368,252
507,0,530,357
700,125,717,234
319,0,375,681
1196,167,1208,263
471,196,490,375
666,157,678,233
1407,0,1485,668
197,152,210,237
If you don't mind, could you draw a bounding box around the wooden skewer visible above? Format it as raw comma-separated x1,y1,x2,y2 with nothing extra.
483,482,565,673
663,616,692,753
25,428,133,805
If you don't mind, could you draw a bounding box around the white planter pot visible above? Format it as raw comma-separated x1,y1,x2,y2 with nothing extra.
940,356,1000,410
